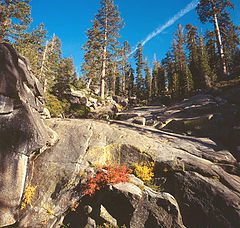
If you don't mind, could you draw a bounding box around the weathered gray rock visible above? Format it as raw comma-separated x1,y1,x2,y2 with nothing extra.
88,97,98,104
70,89,86,99
111,182,185,228
0,95,14,114
116,112,140,120
15,118,240,227
73,180,185,228
112,95,128,107
41,107,51,119
116,93,240,161
132,117,146,126
0,43,55,227
1,44,240,228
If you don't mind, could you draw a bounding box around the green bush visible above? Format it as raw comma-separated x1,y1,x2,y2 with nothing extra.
86,93,104,102
45,93,64,117
45,93,90,118
69,104,90,118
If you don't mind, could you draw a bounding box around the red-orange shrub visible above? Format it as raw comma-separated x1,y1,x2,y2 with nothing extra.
82,165,132,196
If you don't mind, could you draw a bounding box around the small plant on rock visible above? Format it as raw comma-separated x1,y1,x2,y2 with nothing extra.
20,185,36,209
82,164,132,196
133,161,154,182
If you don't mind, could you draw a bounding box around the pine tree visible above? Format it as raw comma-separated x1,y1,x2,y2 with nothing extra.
134,43,144,99
205,30,220,74
198,34,216,88
157,61,166,97
152,59,166,99
144,57,152,100
173,24,193,96
119,41,131,96
172,72,180,98
162,51,175,94
196,0,240,75
43,35,63,92
126,64,135,97
51,57,76,100
184,65,194,93
185,23,199,89
107,57,121,95
230,48,240,77
13,23,48,78
152,59,159,99
0,0,32,42
82,18,102,89
96,0,124,99
218,11,240,71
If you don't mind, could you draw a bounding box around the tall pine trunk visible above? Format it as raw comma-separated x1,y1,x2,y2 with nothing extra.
100,10,108,99
112,58,117,95
86,78,92,89
100,45,106,99
211,1,227,75
122,55,126,96
40,41,49,92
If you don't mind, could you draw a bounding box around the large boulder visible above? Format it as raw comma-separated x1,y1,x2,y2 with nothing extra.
1,44,240,228
15,118,240,227
112,95,128,107
116,93,240,161
0,43,56,227
63,177,185,228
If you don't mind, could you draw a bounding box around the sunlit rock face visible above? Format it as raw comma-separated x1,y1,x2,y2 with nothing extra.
0,43,240,228
0,43,52,227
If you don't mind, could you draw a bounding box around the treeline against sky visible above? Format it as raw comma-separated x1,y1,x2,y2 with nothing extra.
1,0,240,113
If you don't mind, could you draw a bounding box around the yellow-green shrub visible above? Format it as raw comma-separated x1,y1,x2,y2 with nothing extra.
21,185,36,209
133,162,154,182
45,93,64,117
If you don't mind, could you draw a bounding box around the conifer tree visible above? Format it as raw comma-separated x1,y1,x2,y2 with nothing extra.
82,18,102,89
184,65,194,93
13,23,48,78
196,0,240,75
205,30,220,74
152,59,166,99
162,51,175,94
185,23,199,89
51,57,76,100
115,74,121,96
119,41,131,96
144,57,152,100
107,57,121,95
198,34,216,88
173,27,185,96
172,72,180,98
134,43,144,99
157,61,166,97
42,35,63,92
173,24,193,96
230,48,240,76
96,0,124,99
0,0,32,42
126,64,135,97
152,59,159,99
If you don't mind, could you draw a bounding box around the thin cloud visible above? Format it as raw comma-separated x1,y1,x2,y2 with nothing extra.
130,0,200,55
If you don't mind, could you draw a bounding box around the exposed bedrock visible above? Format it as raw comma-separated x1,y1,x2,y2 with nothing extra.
17,119,240,227
0,43,57,227
0,44,240,228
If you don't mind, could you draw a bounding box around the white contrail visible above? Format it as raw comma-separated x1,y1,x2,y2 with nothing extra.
130,0,200,55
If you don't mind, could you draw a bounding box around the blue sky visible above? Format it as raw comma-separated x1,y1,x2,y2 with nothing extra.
30,0,240,74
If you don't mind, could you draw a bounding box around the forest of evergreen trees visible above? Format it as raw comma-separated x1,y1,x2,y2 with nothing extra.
1,0,240,116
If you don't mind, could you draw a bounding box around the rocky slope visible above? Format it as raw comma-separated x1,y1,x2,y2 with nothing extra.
0,43,240,228
0,43,57,226
17,118,239,228
116,89,240,161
